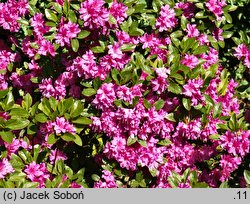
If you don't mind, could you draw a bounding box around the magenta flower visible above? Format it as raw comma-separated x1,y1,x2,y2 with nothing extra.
24,162,50,187
185,24,199,38
183,78,205,106
110,1,128,24
0,158,14,179
94,170,118,188
79,0,109,29
181,54,200,69
206,0,227,20
55,18,81,46
155,5,177,32
234,44,249,60
53,117,76,135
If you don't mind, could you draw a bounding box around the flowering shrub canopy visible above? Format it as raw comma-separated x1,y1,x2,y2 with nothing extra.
0,0,249,188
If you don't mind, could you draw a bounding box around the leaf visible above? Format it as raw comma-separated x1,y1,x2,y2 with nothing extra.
157,139,172,146
61,133,76,142
222,31,234,39
109,14,117,24
82,88,96,97
168,81,182,94
35,113,48,123
71,39,79,52
9,108,29,118
68,10,77,23
213,103,222,118
154,99,165,111
74,134,82,146
165,113,176,122
77,30,90,39
23,182,39,188
182,98,191,111
5,119,30,130
0,89,9,99
63,0,70,15
209,134,220,140
143,99,151,109
244,170,250,184
127,136,137,146
193,45,209,55
121,44,136,52
0,131,15,144
91,46,105,53
45,9,58,22
47,134,58,144
70,101,83,118
72,117,92,125
138,139,147,147
91,174,100,182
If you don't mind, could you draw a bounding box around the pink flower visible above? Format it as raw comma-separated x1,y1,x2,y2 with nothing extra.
92,83,116,111
53,117,76,135
49,149,68,164
109,1,128,24
206,0,227,20
79,0,109,29
24,162,50,187
55,19,81,46
155,5,177,32
234,44,249,60
94,170,118,188
219,154,241,182
185,24,199,38
181,54,199,69
183,78,205,106
0,158,14,179
175,2,195,19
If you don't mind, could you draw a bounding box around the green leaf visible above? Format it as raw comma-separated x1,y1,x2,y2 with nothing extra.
77,30,90,39
182,98,191,111
165,113,176,122
91,174,100,182
0,89,9,99
72,117,92,125
222,31,234,39
244,170,250,184
47,134,58,144
121,44,136,52
213,103,222,118
71,39,79,52
45,9,58,22
70,101,83,118
61,133,76,142
82,88,96,97
23,182,39,188
63,0,70,15
219,181,229,188
154,99,165,111
138,139,147,147
168,81,182,94
68,10,77,23
74,134,82,146
193,45,209,55
143,99,151,109
5,119,30,130
0,131,15,144
35,113,48,123
157,139,172,146
9,108,29,118
109,14,117,24
181,37,196,53
209,134,220,140
91,46,105,53
127,136,137,146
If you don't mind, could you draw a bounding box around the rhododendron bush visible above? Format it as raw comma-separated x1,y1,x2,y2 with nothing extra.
0,0,249,188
